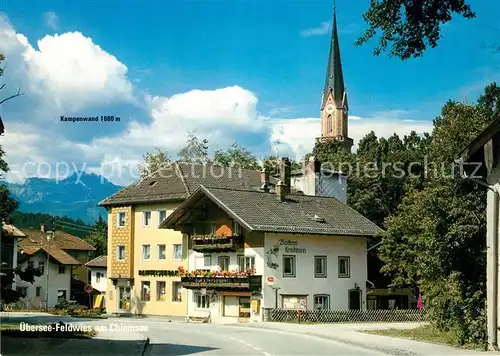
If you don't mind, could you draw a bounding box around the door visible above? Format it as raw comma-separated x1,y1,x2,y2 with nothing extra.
349,290,361,310
239,297,251,319
118,286,131,311
223,296,239,317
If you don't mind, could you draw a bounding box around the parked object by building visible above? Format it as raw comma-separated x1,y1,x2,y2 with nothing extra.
15,225,95,308
160,173,382,323
460,116,500,351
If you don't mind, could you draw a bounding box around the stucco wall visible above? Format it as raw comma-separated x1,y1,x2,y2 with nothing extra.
89,267,107,293
291,173,347,203
262,233,367,310
16,253,71,308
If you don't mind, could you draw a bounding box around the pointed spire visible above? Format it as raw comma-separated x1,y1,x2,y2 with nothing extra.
322,4,345,109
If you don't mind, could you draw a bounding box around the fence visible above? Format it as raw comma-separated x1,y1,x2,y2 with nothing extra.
263,308,426,323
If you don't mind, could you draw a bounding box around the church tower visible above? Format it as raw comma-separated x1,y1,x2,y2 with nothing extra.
319,6,353,152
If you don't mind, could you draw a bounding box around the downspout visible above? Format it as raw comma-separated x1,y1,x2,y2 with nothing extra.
463,172,500,351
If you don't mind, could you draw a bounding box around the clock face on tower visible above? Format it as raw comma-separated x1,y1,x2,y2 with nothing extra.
325,104,335,114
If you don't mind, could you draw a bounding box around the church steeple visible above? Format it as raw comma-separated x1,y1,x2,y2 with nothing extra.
322,6,345,110
319,4,353,152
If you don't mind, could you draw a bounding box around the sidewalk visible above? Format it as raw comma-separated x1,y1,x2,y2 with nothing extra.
243,322,497,355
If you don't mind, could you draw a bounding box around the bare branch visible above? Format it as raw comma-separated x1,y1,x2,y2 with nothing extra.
0,84,5,91
0,88,24,105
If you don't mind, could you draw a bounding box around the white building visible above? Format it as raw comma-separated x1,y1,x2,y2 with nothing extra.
161,166,381,323
85,255,107,293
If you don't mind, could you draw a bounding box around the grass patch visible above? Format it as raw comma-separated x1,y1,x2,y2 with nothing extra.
363,325,485,350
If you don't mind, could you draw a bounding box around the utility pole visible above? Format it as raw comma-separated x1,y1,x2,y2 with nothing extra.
45,218,55,310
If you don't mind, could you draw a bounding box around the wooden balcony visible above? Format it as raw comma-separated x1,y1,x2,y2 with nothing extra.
192,234,242,252
180,275,262,292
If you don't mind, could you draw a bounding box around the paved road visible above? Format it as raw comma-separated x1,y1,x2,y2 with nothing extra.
122,319,386,355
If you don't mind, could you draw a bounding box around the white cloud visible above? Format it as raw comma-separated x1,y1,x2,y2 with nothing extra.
300,21,330,37
43,11,58,30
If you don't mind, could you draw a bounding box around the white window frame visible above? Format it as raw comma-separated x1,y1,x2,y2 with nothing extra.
117,245,126,261
338,256,350,278
142,244,151,261
158,210,167,227
210,223,217,235
203,254,212,268
314,256,327,278
141,281,151,302
157,244,166,261
194,293,210,309
314,294,330,310
218,256,230,271
283,255,296,278
237,255,255,271
173,244,182,261
142,211,152,228
117,212,126,228
232,220,242,235
172,282,182,302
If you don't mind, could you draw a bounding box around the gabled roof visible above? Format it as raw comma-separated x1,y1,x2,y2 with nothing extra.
19,228,95,251
20,246,80,265
162,185,382,237
85,255,107,268
99,161,278,207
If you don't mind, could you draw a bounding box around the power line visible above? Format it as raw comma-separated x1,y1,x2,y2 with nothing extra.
54,220,94,230
54,223,95,233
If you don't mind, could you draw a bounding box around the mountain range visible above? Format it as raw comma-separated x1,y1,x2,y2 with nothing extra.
2,173,123,224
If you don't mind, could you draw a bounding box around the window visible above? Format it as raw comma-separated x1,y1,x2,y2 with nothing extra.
58,264,65,274
117,245,126,261
314,295,330,310
141,281,151,301
283,255,296,278
57,290,67,303
314,256,327,278
172,282,182,302
16,287,27,297
338,256,350,278
143,211,152,227
142,244,151,261
157,281,166,301
232,220,242,235
96,272,102,283
36,287,41,297
203,255,212,268
173,244,182,261
210,223,217,234
38,261,45,275
27,261,34,269
195,293,209,309
218,256,230,271
158,210,167,226
157,244,166,261
117,212,126,227
238,255,255,271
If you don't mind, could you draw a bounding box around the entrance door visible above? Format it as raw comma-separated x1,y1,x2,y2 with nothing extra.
118,286,131,311
239,297,251,320
349,290,361,310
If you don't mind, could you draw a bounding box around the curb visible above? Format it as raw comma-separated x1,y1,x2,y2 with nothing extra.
139,337,150,356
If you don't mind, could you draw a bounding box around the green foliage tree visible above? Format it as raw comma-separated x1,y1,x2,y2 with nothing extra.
85,215,107,259
214,142,260,170
138,147,171,178
379,86,497,348
178,131,209,163
1,262,42,305
356,0,476,60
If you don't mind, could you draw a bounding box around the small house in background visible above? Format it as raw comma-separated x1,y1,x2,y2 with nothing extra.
86,255,107,309
1,223,26,290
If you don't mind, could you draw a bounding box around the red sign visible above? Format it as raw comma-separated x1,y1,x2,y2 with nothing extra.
84,284,93,294
267,276,274,282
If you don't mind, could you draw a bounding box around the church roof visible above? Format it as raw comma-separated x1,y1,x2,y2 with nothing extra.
322,8,345,110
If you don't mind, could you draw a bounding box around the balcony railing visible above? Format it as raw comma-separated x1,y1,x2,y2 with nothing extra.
180,275,262,291
192,234,242,252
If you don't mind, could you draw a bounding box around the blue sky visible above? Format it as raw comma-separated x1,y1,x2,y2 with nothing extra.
1,0,499,185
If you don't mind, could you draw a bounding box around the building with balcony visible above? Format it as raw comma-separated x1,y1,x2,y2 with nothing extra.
161,171,382,323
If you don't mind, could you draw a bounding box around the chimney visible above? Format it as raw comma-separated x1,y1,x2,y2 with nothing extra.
279,157,291,194
260,168,270,192
40,224,46,233
305,155,321,175
276,180,286,202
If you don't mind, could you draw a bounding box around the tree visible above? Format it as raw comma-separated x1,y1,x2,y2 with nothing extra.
85,215,107,259
378,86,496,347
0,53,24,105
356,0,476,60
1,263,42,305
138,147,171,178
178,131,209,163
214,142,260,170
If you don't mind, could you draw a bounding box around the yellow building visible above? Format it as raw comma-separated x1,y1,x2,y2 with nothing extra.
98,162,270,316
